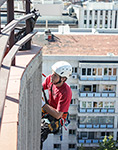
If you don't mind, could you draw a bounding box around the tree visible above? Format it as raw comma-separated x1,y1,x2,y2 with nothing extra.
99,135,118,150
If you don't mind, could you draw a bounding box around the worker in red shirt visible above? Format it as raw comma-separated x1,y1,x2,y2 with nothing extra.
41,61,72,149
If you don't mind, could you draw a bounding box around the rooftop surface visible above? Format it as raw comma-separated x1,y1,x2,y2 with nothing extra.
32,33,118,56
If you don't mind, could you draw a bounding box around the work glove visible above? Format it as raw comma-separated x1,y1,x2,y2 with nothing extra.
42,97,45,107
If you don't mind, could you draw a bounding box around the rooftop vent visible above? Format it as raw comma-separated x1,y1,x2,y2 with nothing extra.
107,53,114,56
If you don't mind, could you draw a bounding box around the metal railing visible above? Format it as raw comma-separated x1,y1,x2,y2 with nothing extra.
79,108,115,113
78,139,103,144
0,13,42,150
78,124,114,129
79,92,116,97
79,76,117,81
0,13,36,130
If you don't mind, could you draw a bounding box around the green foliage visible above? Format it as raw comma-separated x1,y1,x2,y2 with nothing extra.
80,144,85,150
99,135,118,150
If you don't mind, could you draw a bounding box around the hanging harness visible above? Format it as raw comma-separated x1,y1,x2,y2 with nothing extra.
42,84,70,135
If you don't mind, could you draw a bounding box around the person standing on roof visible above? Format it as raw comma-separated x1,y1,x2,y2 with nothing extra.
41,61,72,149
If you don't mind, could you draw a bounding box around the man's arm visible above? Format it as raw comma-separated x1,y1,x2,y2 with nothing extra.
43,104,63,120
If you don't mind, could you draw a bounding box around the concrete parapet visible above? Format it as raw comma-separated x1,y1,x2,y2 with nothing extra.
18,48,42,150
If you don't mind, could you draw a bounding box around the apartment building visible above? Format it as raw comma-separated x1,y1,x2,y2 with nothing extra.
36,33,118,150
42,55,118,150
77,60,118,149
78,1,118,29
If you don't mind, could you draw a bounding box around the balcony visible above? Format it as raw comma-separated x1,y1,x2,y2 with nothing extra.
80,76,117,81
87,108,93,113
78,123,114,129
79,92,116,97
79,108,115,113
93,124,99,128
78,139,103,144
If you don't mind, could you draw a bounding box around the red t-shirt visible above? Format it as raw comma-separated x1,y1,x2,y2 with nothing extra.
42,75,72,112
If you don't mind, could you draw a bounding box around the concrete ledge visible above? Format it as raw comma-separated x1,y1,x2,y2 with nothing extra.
0,44,42,150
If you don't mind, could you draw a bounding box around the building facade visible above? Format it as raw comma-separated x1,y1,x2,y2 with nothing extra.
78,2,118,29
42,55,118,150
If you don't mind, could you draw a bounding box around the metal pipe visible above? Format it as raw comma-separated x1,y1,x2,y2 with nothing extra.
7,0,15,65
25,0,31,50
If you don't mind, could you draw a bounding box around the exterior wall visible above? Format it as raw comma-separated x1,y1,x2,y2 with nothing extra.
32,0,63,16
18,51,42,150
78,2,118,29
42,55,118,150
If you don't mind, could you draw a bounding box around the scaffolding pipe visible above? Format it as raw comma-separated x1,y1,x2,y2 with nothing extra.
7,0,15,65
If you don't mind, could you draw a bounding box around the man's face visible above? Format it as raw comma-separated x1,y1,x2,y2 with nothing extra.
51,71,60,84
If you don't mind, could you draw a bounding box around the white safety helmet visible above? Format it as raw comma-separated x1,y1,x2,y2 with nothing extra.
52,61,72,79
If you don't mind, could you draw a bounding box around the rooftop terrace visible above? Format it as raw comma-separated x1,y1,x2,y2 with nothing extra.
32,33,118,56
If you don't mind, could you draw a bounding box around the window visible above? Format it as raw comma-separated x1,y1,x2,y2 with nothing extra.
108,68,112,75
106,117,114,124
100,20,102,25
103,85,114,92
95,10,97,15
93,102,97,108
88,132,94,139
84,20,87,25
101,132,105,137
69,115,76,120
70,85,78,90
98,102,103,108
90,10,92,15
80,117,86,123
101,132,113,137
104,102,114,108
82,102,86,108
93,68,97,75
72,67,78,74
104,68,107,75
94,20,97,26
98,68,102,75
104,102,109,108
69,129,76,135
87,68,91,75
80,132,87,139
84,85,91,92
110,102,114,108
82,68,86,75
86,116,92,124
69,144,76,149
106,10,108,16
84,10,87,15
89,20,92,25
93,85,96,92
54,144,61,149
113,68,116,75
87,102,92,108
71,98,77,104
99,117,106,124
100,10,103,15
92,116,99,124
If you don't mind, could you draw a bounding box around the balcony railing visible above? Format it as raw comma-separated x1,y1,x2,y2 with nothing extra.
80,76,117,81
79,92,116,97
78,124,114,129
78,139,103,144
79,108,115,113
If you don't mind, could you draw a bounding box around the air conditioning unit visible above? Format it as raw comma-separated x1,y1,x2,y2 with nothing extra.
72,74,77,79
